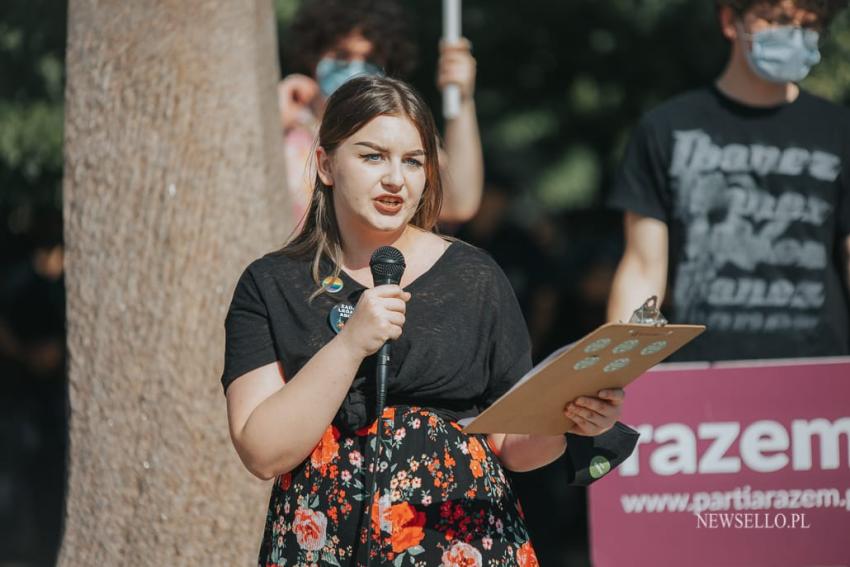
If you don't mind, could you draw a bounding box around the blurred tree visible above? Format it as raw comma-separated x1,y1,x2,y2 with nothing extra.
59,1,291,565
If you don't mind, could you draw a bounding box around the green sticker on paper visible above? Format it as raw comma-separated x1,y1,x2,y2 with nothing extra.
584,338,611,353
613,339,640,354
640,340,668,356
603,358,630,373
573,356,600,370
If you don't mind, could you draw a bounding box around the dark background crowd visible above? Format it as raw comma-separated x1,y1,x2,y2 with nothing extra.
2,0,849,565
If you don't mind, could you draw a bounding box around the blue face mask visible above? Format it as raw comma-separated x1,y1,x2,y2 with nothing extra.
741,24,821,83
315,58,384,97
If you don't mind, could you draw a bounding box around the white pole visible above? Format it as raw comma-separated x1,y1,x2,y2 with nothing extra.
442,0,461,120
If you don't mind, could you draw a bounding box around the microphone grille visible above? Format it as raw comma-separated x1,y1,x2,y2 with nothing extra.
370,246,406,284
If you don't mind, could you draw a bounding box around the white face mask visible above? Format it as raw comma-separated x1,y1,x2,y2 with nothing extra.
739,23,821,83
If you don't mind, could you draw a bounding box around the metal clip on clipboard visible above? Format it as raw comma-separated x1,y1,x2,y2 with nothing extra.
628,295,668,326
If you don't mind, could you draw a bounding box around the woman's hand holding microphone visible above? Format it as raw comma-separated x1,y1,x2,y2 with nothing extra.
337,285,411,360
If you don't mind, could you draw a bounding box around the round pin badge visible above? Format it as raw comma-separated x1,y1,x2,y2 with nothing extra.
322,275,344,294
329,303,355,334
589,455,612,479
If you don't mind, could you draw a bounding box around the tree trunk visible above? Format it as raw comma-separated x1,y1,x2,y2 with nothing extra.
60,1,290,564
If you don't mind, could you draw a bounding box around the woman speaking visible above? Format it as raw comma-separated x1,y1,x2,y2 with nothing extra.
221,75,624,565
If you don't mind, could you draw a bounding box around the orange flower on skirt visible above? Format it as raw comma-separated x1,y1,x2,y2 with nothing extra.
517,540,539,567
467,437,486,461
388,502,426,553
370,497,426,553
311,425,340,469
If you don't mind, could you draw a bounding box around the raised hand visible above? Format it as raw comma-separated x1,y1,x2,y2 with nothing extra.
277,74,321,131
437,38,476,102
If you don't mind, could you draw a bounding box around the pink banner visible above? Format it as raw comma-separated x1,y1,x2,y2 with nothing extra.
589,358,850,567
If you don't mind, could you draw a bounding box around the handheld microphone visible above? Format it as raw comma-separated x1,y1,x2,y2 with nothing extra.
369,246,406,415
362,246,405,564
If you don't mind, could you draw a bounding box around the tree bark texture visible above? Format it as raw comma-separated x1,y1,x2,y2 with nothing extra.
60,1,291,564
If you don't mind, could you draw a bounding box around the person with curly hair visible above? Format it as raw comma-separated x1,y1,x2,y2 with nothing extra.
607,0,850,361
278,0,483,228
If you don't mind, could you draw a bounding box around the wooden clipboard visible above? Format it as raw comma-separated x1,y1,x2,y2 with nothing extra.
462,322,705,435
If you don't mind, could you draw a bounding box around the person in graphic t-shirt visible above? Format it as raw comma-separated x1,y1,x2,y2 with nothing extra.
607,0,850,361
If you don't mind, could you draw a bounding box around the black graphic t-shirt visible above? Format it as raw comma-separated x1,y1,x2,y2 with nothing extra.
608,86,850,361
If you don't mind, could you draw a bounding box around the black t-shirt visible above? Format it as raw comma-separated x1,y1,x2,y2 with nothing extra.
221,239,532,431
608,86,850,361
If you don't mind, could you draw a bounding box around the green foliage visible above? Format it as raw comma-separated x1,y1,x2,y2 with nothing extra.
0,0,66,210
3,0,850,216
0,101,63,187
402,0,850,212
803,10,850,101
275,0,301,23
394,0,731,211
536,145,600,210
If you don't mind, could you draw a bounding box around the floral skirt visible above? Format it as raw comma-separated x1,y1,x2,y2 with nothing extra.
258,406,539,566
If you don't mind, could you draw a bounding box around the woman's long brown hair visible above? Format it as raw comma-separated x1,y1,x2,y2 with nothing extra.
279,75,444,298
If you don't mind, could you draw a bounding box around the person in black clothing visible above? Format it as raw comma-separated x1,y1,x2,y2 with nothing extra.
0,211,66,566
607,0,850,361
222,76,625,565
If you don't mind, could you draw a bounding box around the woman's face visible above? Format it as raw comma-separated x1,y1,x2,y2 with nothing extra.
318,114,428,238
